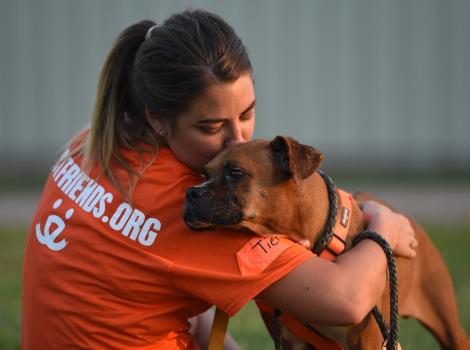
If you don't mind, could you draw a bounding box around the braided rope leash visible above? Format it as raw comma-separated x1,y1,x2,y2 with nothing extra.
313,170,338,255
353,230,399,350
316,171,399,348
272,171,399,350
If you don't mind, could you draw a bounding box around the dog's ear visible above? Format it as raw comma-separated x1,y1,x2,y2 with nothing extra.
270,135,324,182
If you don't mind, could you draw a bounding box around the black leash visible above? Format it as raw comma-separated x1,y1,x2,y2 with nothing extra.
318,171,400,349
353,231,399,350
272,171,399,350
313,170,339,255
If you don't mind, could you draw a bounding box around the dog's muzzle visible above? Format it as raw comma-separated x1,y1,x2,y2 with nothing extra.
183,185,244,231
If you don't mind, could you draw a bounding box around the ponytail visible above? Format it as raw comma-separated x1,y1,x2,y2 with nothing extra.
70,20,157,198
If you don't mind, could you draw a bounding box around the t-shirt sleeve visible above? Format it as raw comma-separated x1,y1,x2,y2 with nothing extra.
169,229,314,316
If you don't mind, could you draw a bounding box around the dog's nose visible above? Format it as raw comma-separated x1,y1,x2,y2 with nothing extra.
186,187,205,201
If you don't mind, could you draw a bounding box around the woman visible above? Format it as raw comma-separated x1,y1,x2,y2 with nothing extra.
22,9,416,350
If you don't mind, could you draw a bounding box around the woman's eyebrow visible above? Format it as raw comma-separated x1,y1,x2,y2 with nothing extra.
241,100,256,115
197,118,225,124
197,100,256,124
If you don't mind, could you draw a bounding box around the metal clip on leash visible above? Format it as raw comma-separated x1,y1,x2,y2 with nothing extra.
353,230,400,350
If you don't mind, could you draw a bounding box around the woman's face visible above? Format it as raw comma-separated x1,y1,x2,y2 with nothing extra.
164,73,255,173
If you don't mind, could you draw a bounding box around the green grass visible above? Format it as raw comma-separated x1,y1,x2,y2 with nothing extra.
0,226,27,350
2,224,469,349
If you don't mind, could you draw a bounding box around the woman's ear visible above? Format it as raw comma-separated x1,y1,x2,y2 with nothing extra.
145,107,170,137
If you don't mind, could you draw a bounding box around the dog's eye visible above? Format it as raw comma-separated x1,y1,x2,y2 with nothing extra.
226,168,246,181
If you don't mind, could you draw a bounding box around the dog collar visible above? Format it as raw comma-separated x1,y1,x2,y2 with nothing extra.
318,189,353,260
314,170,355,261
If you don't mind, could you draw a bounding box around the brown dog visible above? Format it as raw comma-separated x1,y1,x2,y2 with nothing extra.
183,136,470,350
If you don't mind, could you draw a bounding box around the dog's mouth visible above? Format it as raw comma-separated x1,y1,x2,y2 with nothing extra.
183,191,244,231
183,203,217,231
183,215,217,231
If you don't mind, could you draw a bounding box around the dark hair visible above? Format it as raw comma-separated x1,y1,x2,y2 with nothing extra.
134,10,252,123
71,9,252,196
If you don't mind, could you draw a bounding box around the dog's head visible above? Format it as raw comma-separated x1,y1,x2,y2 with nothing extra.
183,136,323,238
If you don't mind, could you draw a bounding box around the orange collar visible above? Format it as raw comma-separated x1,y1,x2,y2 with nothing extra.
318,189,354,261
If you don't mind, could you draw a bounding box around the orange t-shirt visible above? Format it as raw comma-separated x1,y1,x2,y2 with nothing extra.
22,146,313,349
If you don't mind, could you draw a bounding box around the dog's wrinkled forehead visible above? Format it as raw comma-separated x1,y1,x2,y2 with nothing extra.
204,140,271,176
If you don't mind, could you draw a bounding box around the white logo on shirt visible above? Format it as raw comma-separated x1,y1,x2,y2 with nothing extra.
49,155,161,247
36,199,74,251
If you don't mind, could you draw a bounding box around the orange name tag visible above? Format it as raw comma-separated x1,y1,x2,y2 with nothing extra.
236,236,293,276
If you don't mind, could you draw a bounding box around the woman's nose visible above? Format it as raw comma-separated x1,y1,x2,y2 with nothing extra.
223,125,245,148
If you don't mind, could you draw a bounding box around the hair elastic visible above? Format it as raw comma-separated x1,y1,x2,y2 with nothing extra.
145,24,158,40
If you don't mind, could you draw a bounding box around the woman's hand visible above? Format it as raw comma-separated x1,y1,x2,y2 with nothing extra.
362,200,418,258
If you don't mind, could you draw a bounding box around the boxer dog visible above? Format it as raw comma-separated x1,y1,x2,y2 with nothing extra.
183,136,470,350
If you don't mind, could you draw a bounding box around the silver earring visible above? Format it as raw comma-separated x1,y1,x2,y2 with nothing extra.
158,129,166,136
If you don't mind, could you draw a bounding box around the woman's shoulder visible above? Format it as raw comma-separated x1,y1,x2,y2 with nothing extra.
119,145,199,179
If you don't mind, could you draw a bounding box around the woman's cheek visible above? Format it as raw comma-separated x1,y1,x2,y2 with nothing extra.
205,141,225,160
241,119,255,141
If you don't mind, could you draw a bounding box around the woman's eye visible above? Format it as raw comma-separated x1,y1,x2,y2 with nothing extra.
240,111,254,121
200,127,221,135
198,122,224,135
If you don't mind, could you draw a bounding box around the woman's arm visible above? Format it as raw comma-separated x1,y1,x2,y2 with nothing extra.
257,200,417,326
